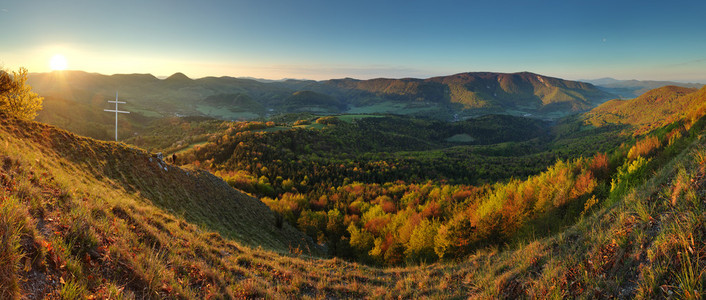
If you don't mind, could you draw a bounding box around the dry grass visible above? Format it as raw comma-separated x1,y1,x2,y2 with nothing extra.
0,112,705,298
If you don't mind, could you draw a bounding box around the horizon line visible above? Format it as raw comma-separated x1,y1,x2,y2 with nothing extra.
29,69,706,84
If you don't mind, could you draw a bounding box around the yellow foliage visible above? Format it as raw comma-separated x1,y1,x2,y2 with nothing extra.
0,68,43,120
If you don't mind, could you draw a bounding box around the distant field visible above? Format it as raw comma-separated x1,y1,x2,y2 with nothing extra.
171,141,210,155
346,102,428,114
446,133,476,143
294,123,326,129
335,114,384,123
129,106,164,118
195,104,260,120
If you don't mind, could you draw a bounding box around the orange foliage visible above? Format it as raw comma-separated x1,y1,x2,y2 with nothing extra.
570,171,597,199
452,190,472,202
381,200,396,214
589,153,610,180
421,201,442,219
364,217,390,235
666,127,686,146
310,195,328,210
627,136,661,160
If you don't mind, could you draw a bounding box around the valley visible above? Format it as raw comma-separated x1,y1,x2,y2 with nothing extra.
5,1,706,298
3,67,706,297
28,71,616,143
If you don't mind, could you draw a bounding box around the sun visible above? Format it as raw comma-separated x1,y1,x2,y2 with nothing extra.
49,54,68,71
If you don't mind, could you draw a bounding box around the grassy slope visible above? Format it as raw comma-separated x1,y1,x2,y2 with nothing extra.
3,85,706,299
584,85,702,135
2,111,704,298
0,113,325,298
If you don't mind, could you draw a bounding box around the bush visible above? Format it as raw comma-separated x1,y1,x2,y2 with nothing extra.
627,136,661,161
0,68,43,120
294,119,311,126
315,116,340,125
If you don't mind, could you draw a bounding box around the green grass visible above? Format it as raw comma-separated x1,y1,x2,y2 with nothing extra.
170,141,209,155
346,101,434,114
335,114,384,123
294,123,326,130
127,106,164,118
195,104,260,120
446,133,476,143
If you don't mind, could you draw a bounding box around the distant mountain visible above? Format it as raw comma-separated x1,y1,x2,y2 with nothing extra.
306,72,613,116
583,77,704,98
28,71,614,140
164,72,192,83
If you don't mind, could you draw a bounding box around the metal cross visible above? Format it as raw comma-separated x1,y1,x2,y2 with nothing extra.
104,91,130,141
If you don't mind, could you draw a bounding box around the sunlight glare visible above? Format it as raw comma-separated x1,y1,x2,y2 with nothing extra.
49,54,68,70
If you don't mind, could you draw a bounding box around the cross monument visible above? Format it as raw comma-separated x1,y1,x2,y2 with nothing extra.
104,92,130,141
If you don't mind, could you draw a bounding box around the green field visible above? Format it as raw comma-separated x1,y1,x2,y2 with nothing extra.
171,140,210,155
346,102,432,114
195,104,260,120
335,114,384,123
446,133,476,143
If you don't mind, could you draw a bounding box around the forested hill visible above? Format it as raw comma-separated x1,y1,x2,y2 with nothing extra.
28,71,614,141
310,72,612,111
584,77,704,98
584,85,706,135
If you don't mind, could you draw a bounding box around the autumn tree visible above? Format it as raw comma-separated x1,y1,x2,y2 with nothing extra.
0,68,43,120
405,219,439,263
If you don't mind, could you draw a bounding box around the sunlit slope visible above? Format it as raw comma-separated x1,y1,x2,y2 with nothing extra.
2,110,705,298
0,113,315,252
584,85,706,134
2,87,706,298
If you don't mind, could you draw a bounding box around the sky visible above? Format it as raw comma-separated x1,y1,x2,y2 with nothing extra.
1,0,705,82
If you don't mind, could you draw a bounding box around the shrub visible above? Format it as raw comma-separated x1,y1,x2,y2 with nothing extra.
315,116,340,125
293,119,310,126
0,68,43,120
627,136,661,161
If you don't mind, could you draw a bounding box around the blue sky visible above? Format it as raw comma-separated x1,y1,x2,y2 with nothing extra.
1,0,705,81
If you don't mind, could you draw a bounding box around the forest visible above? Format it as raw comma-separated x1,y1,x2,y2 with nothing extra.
145,112,662,265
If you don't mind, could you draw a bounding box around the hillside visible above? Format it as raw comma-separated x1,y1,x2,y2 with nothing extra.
308,72,612,115
428,72,610,110
3,103,706,298
584,85,706,135
28,71,614,141
0,113,319,251
585,77,704,98
282,91,345,113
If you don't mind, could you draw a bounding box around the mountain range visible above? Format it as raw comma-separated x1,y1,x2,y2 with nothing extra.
583,77,704,98
28,71,615,140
